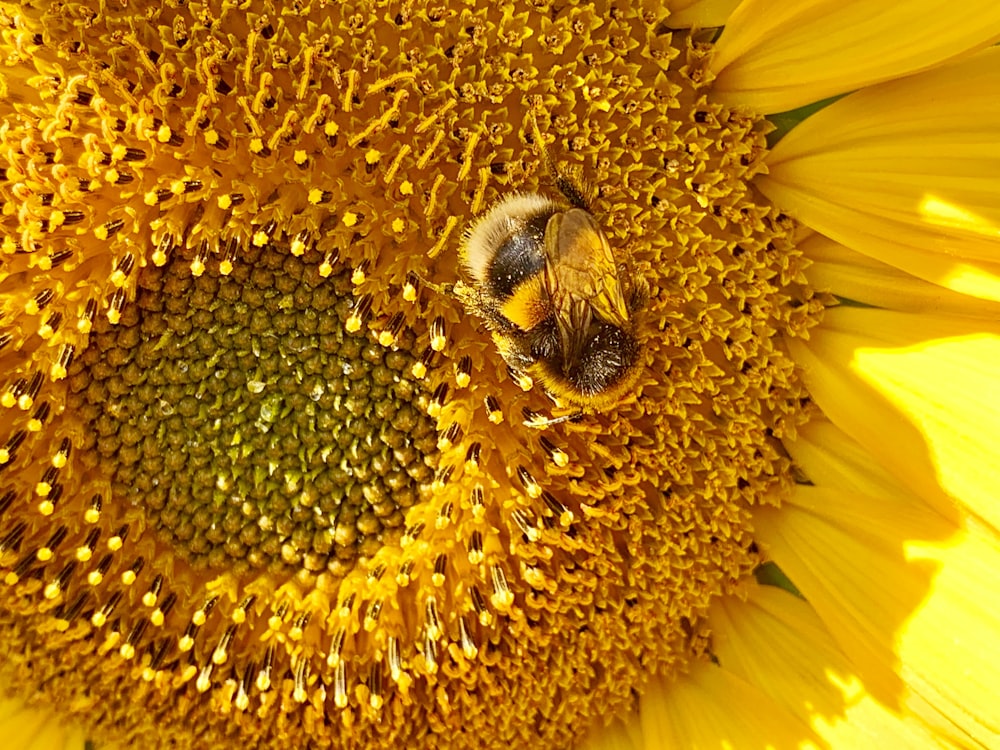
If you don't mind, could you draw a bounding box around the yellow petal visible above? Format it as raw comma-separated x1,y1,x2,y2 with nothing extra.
754,485,1000,747
759,48,1000,301
639,662,818,749
801,233,1000,317
579,715,643,750
787,306,1000,531
710,0,1000,113
0,695,88,750
666,0,740,28
712,584,959,749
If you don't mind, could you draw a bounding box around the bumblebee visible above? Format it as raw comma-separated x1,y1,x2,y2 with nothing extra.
455,172,647,416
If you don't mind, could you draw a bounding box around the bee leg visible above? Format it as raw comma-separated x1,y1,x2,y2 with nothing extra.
527,111,592,211
521,409,584,430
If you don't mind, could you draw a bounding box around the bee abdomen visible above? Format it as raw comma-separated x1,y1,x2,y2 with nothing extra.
485,213,549,296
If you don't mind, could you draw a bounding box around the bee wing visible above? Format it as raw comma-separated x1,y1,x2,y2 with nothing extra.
544,209,631,373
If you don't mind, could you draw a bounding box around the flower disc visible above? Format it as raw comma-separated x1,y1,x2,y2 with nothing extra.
0,2,821,748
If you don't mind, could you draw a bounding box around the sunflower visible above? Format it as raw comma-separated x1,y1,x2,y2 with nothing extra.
1,0,999,748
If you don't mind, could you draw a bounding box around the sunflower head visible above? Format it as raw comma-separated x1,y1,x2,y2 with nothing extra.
0,1,823,748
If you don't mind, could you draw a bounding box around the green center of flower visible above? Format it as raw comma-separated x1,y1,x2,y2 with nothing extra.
66,242,437,577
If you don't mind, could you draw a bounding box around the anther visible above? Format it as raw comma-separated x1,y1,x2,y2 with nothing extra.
96,218,125,240
345,293,373,333
218,237,238,275
402,271,420,302
454,355,472,388
232,594,256,624
196,664,214,692
46,342,71,381
91,590,123,627
43,561,76,599
106,288,126,324
363,599,383,631
327,627,346,669
432,554,447,587
541,490,575,527
77,298,97,333
377,311,405,347
37,312,62,340
20,374,41,410
28,403,50,431
86,554,113,586
142,573,164,607
369,661,384,710
490,564,515,609
110,252,135,286
151,235,174,266
293,658,309,702
401,521,424,547
539,436,569,467
516,466,543,498
190,242,209,277
388,636,402,680
428,383,449,418
437,422,462,451
423,635,438,675
431,465,454,492
289,611,311,640
464,441,481,469
425,596,442,640
459,616,478,659
436,500,453,529
429,316,447,352
75,528,100,562
411,347,435,379
468,530,484,564
27,288,54,314
290,230,309,257
470,486,485,519
333,662,348,708
510,368,534,391
120,555,144,585
212,624,236,665
151,591,177,627
351,258,370,285
396,559,415,587
256,644,275,691
120,618,149,659
84,493,102,523
318,249,340,277
511,510,539,542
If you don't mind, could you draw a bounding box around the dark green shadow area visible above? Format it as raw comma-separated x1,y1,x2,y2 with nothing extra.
766,95,845,148
755,561,802,597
